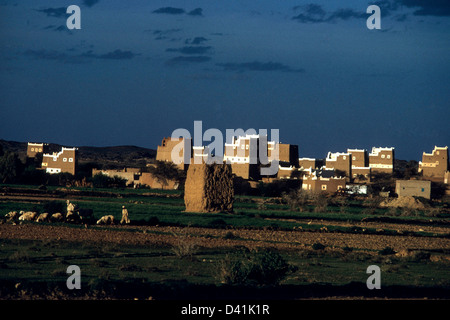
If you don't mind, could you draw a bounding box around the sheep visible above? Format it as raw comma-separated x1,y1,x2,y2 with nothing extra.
50,212,64,222
96,215,114,225
36,212,50,222
18,211,38,221
5,211,19,221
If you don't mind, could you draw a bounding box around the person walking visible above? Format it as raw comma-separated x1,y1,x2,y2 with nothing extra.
120,205,130,224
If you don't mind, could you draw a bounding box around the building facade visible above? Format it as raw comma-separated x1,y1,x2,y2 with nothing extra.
302,175,346,194
395,180,431,200
325,152,352,177
156,137,193,170
369,147,395,174
42,147,78,175
418,146,448,181
298,158,317,171
27,142,48,158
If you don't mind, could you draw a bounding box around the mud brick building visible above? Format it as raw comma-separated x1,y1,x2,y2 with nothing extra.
418,146,448,182
92,168,141,186
298,158,317,171
271,143,299,167
347,149,371,181
26,142,49,158
302,174,346,194
42,147,78,175
156,137,193,170
224,134,298,180
395,179,431,200
325,152,352,177
369,147,395,174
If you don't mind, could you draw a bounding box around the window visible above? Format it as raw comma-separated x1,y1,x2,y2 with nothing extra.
421,188,425,192
381,154,385,158
343,156,346,160
352,156,356,161
38,148,42,152
31,148,34,152
387,155,391,159
321,185,327,191
437,151,440,155
69,158,73,162
63,158,67,162
337,185,343,190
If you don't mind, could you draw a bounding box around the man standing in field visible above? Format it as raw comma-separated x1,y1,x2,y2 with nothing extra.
121,205,130,224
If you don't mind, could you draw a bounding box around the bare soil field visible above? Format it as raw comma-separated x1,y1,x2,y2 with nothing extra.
1,222,449,254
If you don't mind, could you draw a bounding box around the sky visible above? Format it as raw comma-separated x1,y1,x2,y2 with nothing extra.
0,0,449,161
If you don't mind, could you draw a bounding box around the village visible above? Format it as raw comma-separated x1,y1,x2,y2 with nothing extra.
1,137,449,301
24,136,450,202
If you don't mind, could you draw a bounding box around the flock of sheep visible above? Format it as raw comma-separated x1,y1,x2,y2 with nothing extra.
3,210,116,225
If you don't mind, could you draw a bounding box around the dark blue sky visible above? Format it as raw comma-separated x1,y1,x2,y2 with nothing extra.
0,0,449,160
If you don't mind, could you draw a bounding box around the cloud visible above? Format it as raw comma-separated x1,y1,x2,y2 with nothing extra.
374,0,450,17
165,56,211,66
83,0,100,7
98,50,137,60
35,7,67,18
153,7,185,15
216,61,304,73
292,4,366,23
43,25,73,34
152,7,204,17
166,46,212,55
188,8,203,16
146,28,182,41
81,49,138,60
23,49,86,64
292,4,327,23
398,0,450,16
186,37,209,45
24,48,138,63
327,8,366,21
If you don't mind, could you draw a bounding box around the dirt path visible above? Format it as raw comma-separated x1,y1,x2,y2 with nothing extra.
1,223,449,253
264,217,450,235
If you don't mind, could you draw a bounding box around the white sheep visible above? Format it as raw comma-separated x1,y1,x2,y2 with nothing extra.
96,215,115,225
18,211,38,221
50,212,64,222
5,211,19,221
36,212,50,222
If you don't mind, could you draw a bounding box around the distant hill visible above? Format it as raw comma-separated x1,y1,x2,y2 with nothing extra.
0,139,156,169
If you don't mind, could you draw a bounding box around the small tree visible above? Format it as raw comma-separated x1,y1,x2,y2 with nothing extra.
218,248,296,287
0,151,23,183
148,161,182,189
282,188,309,212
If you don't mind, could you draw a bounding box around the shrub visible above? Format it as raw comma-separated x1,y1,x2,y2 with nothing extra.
171,230,198,259
282,188,309,212
312,242,326,250
379,246,396,255
310,192,329,213
218,248,296,286
92,173,127,188
224,231,238,240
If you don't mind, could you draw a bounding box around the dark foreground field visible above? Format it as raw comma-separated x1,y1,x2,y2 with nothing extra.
1,184,449,300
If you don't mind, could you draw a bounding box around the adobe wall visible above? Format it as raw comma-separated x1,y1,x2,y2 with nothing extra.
184,164,234,213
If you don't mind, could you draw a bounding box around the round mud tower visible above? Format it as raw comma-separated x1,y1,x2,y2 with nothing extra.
184,164,234,213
